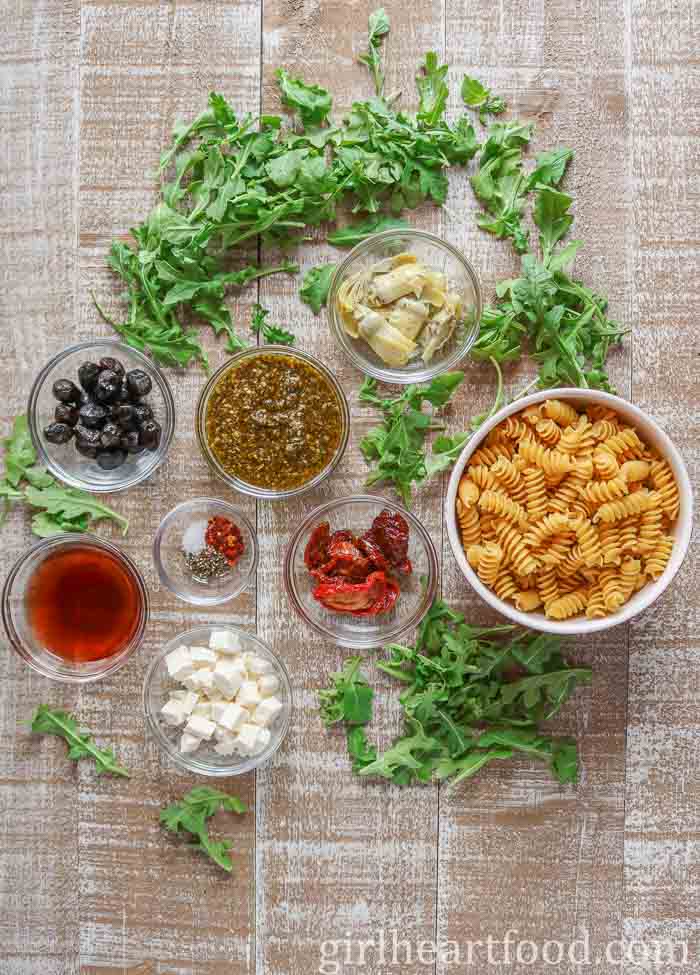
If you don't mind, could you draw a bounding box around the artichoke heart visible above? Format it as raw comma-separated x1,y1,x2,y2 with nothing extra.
387,297,429,341
421,270,448,308
371,263,427,304
356,306,416,367
419,292,461,362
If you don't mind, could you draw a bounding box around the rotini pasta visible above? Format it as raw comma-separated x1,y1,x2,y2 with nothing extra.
456,399,680,621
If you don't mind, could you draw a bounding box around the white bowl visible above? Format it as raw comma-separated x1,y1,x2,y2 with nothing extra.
445,388,694,635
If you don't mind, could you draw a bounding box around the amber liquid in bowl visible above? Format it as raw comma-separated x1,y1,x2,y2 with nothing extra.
25,545,141,662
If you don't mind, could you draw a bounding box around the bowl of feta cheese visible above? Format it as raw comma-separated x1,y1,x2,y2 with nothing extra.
143,625,292,775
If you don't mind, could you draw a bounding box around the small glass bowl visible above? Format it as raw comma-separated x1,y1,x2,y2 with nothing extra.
284,495,439,649
28,339,175,493
153,498,258,606
143,624,293,777
327,228,482,384
195,345,350,501
2,534,149,682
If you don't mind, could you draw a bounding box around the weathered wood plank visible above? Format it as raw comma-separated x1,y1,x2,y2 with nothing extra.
0,1,81,973
625,0,700,969
76,2,261,972
438,1,631,970
255,2,444,973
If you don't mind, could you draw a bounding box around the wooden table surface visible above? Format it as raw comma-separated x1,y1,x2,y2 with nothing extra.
1,1,698,973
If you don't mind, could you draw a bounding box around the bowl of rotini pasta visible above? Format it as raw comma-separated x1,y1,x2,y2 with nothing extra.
445,389,693,634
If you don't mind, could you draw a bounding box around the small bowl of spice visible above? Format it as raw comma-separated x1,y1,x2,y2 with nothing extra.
196,346,350,500
153,499,258,606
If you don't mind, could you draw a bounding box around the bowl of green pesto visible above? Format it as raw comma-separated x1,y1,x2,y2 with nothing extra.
196,346,350,500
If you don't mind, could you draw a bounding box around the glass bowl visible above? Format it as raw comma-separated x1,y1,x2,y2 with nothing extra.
28,339,175,493
284,495,439,649
153,498,258,605
2,534,149,682
143,624,293,777
327,228,482,384
196,345,350,501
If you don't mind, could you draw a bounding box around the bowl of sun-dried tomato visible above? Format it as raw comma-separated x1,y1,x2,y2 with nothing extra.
284,495,438,649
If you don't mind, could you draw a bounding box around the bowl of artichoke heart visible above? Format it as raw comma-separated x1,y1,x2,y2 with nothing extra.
328,229,482,384
196,347,350,500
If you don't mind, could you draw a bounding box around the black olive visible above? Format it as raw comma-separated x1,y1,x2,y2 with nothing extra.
126,368,152,399
54,403,79,426
77,362,101,392
120,430,143,454
115,381,131,404
52,379,81,403
43,422,74,445
93,370,121,404
114,404,137,430
100,422,122,449
78,402,108,429
98,356,125,378
132,403,153,427
139,419,161,450
96,449,127,470
74,425,101,458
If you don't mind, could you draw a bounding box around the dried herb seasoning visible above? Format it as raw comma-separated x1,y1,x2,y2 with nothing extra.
205,353,343,491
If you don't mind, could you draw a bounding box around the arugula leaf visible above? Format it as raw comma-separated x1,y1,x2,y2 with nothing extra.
358,373,465,505
30,705,130,777
327,215,408,248
24,484,129,535
300,263,337,313
461,75,507,124
275,69,333,127
160,787,247,873
318,657,373,726
3,416,36,487
533,184,574,263
347,726,378,773
527,147,574,189
250,303,295,345
358,8,390,96
416,52,449,126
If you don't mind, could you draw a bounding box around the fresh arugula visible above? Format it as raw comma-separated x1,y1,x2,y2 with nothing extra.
275,68,333,126
318,656,374,726
358,374,467,506
160,787,247,873
358,7,390,96
300,264,337,313
0,416,127,537
250,303,295,345
327,215,408,248
318,599,591,790
30,705,130,777
461,75,506,124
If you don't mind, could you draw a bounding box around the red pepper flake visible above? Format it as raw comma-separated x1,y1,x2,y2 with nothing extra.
205,516,244,567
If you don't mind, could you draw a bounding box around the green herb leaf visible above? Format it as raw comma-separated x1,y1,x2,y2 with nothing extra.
299,263,337,314
275,68,333,126
3,416,36,487
24,484,129,535
318,656,373,726
461,75,507,124
250,303,295,345
30,705,130,777
160,787,247,873
327,215,408,248
416,52,449,126
358,8,390,96
346,726,378,773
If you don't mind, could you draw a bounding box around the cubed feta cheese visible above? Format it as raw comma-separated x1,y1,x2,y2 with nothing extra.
170,689,187,701
219,702,246,733
181,690,199,715
213,658,245,698
214,733,239,756
190,645,218,669
237,680,262,709
245,653,274,676
185,669,215,694
209,630,242,654
211,701,229,725
179,731,201,754
252,696,284,727
235,722,263,755
257,673,280,697
165,646,194,681
184,714,216,740
160,697,186,727
193,701,213,719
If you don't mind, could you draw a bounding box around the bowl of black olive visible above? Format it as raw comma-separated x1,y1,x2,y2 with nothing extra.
27,340,175,492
